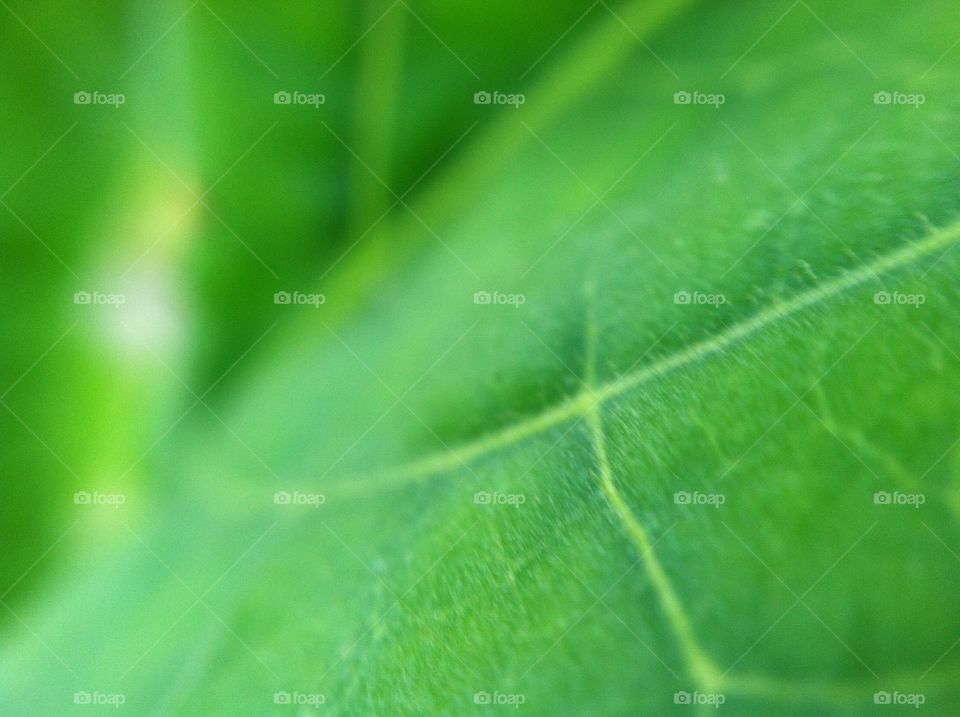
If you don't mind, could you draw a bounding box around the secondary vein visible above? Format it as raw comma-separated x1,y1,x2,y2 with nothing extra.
584,399,721,688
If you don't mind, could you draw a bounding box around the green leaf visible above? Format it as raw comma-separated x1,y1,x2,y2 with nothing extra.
4,0,960,715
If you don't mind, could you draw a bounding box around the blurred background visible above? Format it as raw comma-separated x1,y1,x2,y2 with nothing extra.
0,0,614,609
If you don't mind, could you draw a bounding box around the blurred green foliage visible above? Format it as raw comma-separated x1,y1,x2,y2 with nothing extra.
0,0,606,600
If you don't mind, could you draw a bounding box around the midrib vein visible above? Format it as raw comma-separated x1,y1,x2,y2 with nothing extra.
323,224,960,708
335,221,960,496
593,222,959,404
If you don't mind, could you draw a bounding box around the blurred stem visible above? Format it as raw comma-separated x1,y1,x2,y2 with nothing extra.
349,0,406,238
318,0,694,321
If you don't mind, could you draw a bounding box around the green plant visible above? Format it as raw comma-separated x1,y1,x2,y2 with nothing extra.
2,0,960,714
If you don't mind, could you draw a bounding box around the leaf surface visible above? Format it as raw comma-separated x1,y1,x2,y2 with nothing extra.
4,1,960,715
